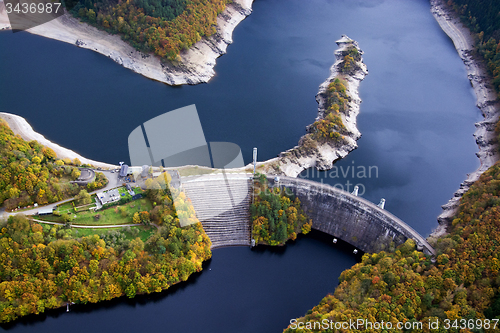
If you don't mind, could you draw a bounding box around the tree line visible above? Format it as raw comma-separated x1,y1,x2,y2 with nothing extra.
65,0,231,61
0,173,211,323
251,173,312,246
0,119,107,211
448,0,500,97
284,161,500,332
310,77,350,142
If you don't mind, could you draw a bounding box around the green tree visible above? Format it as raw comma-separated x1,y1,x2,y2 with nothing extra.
61,213,73,222
75,189,92,205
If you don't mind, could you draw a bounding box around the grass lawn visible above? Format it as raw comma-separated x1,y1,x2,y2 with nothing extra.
55,201,75,214
38,198,153,226
118,186,132,200
118,186,143,199
75,198,153,225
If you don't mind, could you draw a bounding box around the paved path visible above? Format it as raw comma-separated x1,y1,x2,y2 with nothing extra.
31,218,142,229
1,169,122,219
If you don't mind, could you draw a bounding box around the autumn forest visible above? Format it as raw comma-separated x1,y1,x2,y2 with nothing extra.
0,120,212,323
282,0,500,331
64,0,231,60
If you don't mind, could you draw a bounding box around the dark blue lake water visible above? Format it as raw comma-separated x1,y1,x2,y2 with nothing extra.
0,0,481,331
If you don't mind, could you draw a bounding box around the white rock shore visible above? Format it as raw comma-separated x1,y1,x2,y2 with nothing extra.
0,0,253,85
430,0,500,235
0,112,117,169
257,36,368,178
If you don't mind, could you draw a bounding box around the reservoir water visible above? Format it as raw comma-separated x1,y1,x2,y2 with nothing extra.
0,0,481,331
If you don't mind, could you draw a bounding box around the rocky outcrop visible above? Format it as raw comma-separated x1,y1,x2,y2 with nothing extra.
259,36,368,177
430,0,500,230
0,0,253,85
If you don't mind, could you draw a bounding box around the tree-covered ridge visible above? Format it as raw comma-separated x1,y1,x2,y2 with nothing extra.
341,46,362,74
281,5,500,331
308,46,360,144
0,119,106,211
0,178,211,323
310,78,349,142
448,0,500,97
66,0,231,60
283,162,500,333
251,174,311,246
448,0,500,41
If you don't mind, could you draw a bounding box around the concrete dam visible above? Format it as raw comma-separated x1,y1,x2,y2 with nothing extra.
182,173,435,255
182,173,252,249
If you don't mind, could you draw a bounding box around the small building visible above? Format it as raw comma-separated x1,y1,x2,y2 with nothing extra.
119,164,129,177
96,189,120,205
38,207,53,215
96,192,105,205
125,166,142,182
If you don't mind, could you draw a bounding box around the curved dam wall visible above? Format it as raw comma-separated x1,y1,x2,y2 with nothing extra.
273,176,435,256
180,172,435,255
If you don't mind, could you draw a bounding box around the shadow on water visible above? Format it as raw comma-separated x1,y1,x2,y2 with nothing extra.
251,229,364,263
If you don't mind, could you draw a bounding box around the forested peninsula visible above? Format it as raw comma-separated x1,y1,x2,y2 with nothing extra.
0,120,212,323
283,1,500,331
259,36,368,178
0,0,254,85
0,118,108,211
65,0,229,61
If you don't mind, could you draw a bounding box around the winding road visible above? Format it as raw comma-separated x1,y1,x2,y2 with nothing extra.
0,169,122,221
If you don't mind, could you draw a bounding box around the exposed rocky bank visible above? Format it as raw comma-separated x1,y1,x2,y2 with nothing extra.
258,36,368,178
0,112,117,169
431,0,500,233
0,0,253,85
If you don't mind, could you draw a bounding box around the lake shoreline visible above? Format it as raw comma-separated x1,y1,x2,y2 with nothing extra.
0,0,253,85
0,112,117,169
257,36,368,178
430,0,500,237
